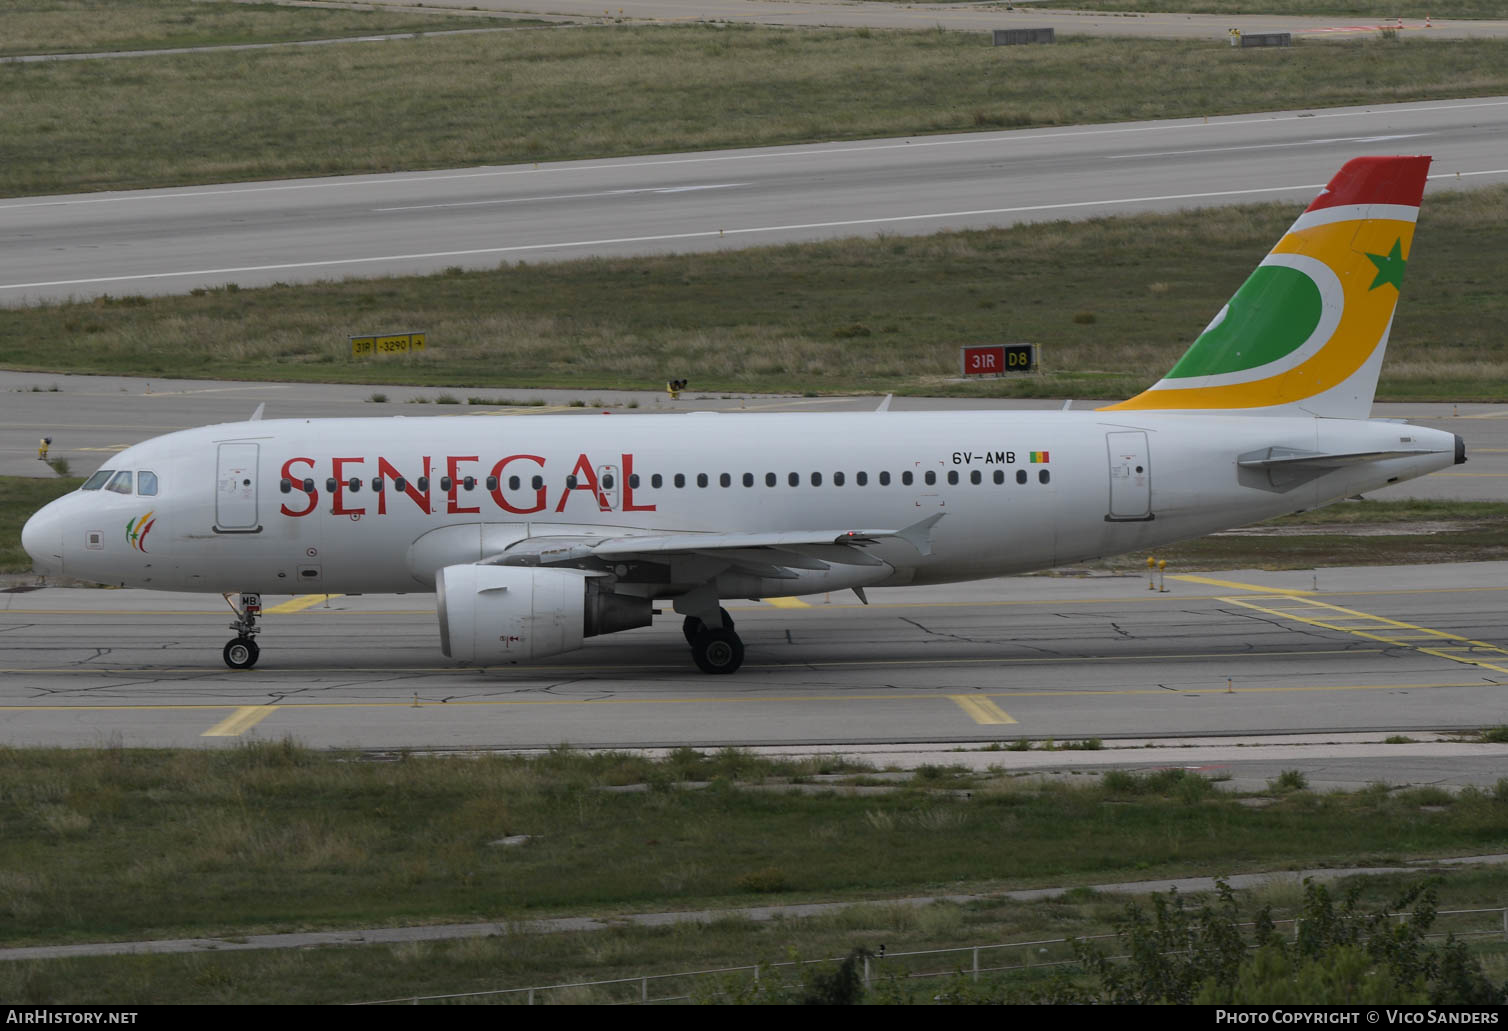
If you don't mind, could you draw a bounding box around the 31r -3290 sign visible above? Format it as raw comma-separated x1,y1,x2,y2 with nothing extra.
960,344,1038,377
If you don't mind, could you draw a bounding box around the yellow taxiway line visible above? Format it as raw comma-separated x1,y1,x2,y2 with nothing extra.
763,596,812,609
948,695,1017,725
201,706,279,737
262,594,343,615
1171,575,1508,676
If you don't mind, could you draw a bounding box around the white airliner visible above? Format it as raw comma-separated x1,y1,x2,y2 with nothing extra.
21,156,1464,675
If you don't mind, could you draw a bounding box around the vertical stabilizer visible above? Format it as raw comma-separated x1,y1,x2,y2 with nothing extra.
1100,155,1431,418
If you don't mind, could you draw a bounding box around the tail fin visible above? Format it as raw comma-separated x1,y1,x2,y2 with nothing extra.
1100,155,1431,419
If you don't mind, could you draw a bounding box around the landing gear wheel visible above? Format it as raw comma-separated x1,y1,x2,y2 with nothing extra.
223,638,259,670
682,609,735,644
691,627,744,675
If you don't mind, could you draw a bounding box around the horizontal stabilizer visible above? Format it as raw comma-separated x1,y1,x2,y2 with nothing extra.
1237,445,1447,470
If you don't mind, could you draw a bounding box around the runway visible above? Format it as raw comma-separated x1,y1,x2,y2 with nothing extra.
4,96,1508,304
3,562,1506,757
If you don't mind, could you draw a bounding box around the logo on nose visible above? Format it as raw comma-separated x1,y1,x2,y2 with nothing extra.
126,512,156,553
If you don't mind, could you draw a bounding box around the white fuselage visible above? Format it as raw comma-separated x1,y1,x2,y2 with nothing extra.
23,409,1459,599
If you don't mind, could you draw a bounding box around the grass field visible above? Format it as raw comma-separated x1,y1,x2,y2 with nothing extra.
0,476,82,573
5,27,1508,197
0,0,518,57
0,744,1505,1002
3,185,1505,399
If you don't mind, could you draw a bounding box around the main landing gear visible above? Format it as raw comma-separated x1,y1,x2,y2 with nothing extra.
682,608,743,675
222,592,262,670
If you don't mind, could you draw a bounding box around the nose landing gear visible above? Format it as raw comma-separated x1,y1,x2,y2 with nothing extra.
222,592,262,670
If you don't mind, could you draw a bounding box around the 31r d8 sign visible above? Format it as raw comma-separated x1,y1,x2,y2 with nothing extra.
960,344,1037,377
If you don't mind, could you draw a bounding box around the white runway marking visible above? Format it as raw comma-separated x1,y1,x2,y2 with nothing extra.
372,183,751,212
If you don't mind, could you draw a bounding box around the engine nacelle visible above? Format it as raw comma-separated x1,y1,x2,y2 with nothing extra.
435,564,651,665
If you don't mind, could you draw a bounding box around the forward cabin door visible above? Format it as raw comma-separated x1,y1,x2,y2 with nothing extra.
215,442,261,531
1106,431,1153,521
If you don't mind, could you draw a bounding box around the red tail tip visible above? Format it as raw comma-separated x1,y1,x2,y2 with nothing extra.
1305,155,1431,212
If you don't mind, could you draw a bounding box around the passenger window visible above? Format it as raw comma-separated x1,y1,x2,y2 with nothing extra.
742,473,754,487
833,472,845,486
107,471,133,494
1039,469,1051,485
326,477,338,493
879,471,891,486
395,477,408,492
993,470,1004,485
788,472,799,487
902,471,913,486
651,474,663,489
1016,469,1028,485
531,476,543,490
507,476,519,491
970,470,981,485
603,474,615,489
565,475,578,489
856,471,868,486
348,477,361,493
82,470,113,491
674,474,686,488
440,476,453,492
418,476,430,492
138,471,158,496
810,472,822,487
947,471,958,486
696,473,709,488
279,479,291,494
924,471,936,486
765,472,776,487
629,474,639,489
373,478,385,492
485,476,498,491
719,473,731,488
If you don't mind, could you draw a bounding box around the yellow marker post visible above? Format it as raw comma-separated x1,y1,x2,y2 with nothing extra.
1147,555,1156,590
1158,559,1168,593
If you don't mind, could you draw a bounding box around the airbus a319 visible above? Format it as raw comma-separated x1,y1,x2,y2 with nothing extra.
21,156,1464,675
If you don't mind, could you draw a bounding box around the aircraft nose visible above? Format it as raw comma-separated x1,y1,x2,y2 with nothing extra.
21,503,63,575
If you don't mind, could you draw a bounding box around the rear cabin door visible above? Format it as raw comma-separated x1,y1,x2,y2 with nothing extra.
1106,431,1153,521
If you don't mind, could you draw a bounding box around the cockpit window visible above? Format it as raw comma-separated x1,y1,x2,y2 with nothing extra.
81,470,114,491
106,471,134,495
138,471,158,496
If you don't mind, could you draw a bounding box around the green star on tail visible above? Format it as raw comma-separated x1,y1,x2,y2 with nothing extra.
1366,239,1407,291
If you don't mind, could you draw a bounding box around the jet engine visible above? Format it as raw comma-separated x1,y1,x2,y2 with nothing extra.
436,564,652,665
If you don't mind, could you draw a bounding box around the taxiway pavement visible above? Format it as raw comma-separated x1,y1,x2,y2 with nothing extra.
3,562,1505,771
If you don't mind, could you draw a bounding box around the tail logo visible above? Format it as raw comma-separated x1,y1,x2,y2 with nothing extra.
1365,239,1407,291
126,512,155,553
1101,155,1431,418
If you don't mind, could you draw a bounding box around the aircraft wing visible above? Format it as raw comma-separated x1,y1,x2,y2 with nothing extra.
485,514,945,577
